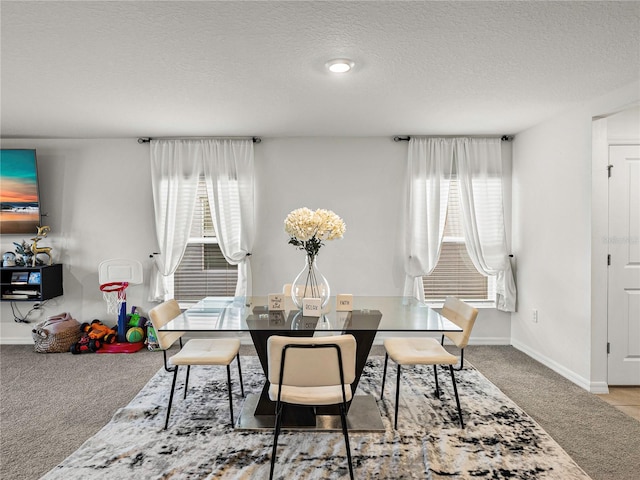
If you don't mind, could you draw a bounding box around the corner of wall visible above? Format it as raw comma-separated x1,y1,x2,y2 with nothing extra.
511,339,592,391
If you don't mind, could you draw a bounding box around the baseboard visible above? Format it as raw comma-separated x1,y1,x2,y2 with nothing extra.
467,337,511,346
511,339,593,392
0,336,33,345
588,381,609,394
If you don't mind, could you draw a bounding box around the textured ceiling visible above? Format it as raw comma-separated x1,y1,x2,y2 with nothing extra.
1,1,639,139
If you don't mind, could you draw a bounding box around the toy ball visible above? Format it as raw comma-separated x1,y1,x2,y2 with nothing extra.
126,327,144,343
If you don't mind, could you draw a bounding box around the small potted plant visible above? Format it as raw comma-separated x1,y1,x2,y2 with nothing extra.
13,240,34,266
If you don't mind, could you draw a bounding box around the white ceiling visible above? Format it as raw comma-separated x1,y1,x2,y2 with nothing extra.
1,1,639,139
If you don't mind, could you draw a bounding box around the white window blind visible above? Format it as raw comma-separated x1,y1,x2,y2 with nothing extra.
423,176,496,302
173,177,238,302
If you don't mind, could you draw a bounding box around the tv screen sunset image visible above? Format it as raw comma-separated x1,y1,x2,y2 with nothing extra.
0,149,41,234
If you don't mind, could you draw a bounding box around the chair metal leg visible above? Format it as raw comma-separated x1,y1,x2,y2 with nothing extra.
339,403,355,480
226,364,234,426
394,364,401,430
270,402,284,480
453,348,465,371
433,365,440,399
162,350,173,372
381,353,389,399
441,336,465,371
236,354,245,397
449,365,464,428
184,365,191,399
164,366,179,430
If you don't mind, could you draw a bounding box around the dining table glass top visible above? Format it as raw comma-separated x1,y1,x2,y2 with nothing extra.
159,296,462,333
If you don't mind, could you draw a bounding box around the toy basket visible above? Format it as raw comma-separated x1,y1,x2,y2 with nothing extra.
31,312,81,353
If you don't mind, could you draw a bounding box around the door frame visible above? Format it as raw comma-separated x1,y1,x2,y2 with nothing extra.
591,103,640,393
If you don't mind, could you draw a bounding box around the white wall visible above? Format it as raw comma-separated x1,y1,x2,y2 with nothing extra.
253,137,403,294
1,136,511,344
0,139,156,341
511,80,640,391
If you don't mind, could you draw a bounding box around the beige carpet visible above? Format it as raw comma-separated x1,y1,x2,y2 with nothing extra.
1,344,638,480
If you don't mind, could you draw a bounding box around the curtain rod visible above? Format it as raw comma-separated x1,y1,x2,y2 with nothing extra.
393,135,514,142
137,136,261,144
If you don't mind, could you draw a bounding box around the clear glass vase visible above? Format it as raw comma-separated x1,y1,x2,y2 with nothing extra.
290,311,330,330
291,255,330,309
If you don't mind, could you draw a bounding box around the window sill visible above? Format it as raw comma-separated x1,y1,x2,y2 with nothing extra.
425,300,497,310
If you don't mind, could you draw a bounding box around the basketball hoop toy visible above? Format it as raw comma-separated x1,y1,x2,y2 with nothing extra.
98,258,143,349
100,282,129,342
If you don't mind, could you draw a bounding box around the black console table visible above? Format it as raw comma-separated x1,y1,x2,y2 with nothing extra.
0,264,63,302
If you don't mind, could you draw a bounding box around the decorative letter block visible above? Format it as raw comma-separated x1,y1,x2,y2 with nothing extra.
302,297,322,317
336,294,353,312
268,294,284,311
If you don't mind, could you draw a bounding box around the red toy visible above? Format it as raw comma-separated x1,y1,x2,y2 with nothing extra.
69,319,117,354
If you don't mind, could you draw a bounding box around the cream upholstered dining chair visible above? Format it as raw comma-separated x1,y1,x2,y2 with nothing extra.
439,296,477,370
267,334,357,480
148,299,244,429
381,296,478,429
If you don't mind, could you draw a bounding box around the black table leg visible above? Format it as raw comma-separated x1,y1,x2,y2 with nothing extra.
249,328,317,426
317,311,380,415
246,310,382,427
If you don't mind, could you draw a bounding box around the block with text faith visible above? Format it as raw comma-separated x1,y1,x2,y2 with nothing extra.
336,294,353,312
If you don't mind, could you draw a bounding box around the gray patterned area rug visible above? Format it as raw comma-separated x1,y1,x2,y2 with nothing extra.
41,356,591,480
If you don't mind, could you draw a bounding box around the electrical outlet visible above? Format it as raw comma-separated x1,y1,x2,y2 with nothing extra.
532,309,538,323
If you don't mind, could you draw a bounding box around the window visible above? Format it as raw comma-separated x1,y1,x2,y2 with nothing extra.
422,176,496,304
173,177,238,302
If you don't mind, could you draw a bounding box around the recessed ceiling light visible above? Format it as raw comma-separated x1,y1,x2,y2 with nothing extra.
326,58,354,74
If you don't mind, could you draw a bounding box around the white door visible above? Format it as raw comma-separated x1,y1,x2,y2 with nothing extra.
608,145,640,385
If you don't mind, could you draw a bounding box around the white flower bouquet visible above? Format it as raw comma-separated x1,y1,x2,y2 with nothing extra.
284,207,346,259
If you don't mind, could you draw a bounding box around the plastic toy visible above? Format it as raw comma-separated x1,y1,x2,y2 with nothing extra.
145,317,160,351
127,310,144,328
69,334,98,354
82,319,118,343
124,308,147,343
126,327,144,343
69,319,117,354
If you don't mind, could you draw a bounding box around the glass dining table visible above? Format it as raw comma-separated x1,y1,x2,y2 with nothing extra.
159,296,462,431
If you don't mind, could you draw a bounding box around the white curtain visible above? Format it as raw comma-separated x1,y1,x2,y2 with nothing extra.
456,138,516,312
148,138,255,301
148,140,201,301
202,139,255,297
403,138,454,299
403,137,517,312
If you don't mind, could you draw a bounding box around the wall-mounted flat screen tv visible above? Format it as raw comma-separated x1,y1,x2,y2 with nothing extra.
0,149,42,234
